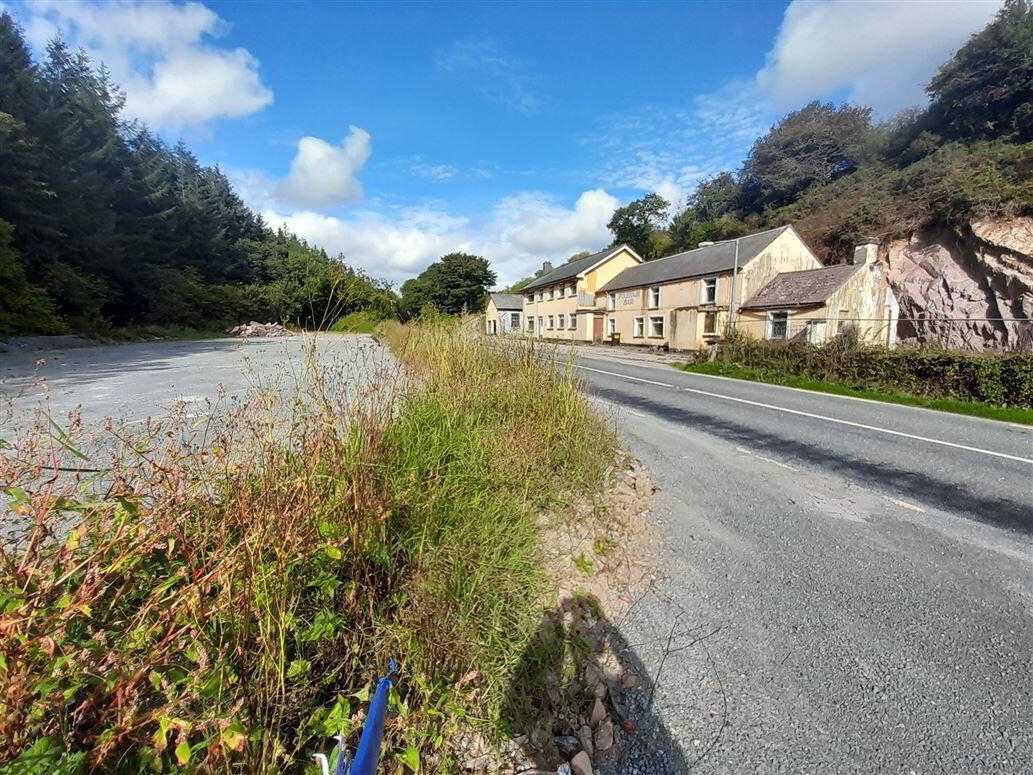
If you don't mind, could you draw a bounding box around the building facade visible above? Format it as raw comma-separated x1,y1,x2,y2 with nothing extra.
484,293,523,335
521,245,642,341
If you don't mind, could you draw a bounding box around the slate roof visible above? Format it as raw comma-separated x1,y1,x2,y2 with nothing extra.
739,263,861,310
598,225,792,293
490,293,524,310
523,245,637,292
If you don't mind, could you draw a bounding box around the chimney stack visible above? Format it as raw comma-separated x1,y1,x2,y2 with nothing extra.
852,238,880,266
542,260,553,273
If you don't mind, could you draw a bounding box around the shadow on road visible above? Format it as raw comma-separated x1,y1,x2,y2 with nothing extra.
503,593,727,774
586,383,1033,535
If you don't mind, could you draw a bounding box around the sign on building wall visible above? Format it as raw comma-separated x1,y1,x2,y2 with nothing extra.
618,292,638,306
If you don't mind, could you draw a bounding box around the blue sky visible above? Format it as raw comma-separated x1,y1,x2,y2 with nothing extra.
11,0,1001,287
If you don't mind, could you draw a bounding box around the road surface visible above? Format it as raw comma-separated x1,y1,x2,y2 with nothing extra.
562,349,1032,774
2,338,1030,772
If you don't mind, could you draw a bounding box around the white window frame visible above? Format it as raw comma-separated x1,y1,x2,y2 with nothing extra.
536,291,543,302
607,318,616,336
607,292,615,311
527,316,535,332
547,315,554,330
510,312,520,328
633,317,644,338
648,286,660,309
702,311,718,335
701,277,718,305
537,315,543,332
568,314,577,330
567,284,576,297
557,313,565,329
525,294,534,304
649,315,664,338
767,310,789,340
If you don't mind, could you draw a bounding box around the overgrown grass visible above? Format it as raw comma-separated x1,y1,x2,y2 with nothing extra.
676,360,1033,425
0,319,614,772
329,311,381,334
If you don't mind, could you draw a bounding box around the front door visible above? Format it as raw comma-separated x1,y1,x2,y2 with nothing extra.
593,315,604,342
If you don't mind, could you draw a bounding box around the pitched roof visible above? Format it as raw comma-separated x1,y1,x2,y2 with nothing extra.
598,225,792,293
489,293,524,310
739,263,861,310
523,244,638,291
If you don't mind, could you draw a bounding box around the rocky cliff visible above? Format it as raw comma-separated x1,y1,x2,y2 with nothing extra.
883,217,1033,350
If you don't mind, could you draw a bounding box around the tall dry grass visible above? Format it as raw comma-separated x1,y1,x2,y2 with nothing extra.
0,323,614,773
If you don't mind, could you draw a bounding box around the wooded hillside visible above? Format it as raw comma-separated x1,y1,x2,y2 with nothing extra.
0,13,396,336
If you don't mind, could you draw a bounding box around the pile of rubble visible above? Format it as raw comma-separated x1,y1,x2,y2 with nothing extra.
227,321,291,338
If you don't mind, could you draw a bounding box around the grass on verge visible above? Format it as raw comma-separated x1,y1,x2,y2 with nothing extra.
675,360,1033,425
0,319,614,773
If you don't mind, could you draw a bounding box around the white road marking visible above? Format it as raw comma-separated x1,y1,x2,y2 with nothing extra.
571,363,1033,466
736,446,798,471
890,498,925,513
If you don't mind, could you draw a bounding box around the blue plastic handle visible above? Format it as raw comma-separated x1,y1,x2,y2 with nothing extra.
349,659,398,775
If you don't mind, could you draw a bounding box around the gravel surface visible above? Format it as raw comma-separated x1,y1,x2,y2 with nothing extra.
576,354,1032,774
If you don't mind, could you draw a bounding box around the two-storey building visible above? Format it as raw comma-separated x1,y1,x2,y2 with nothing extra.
521,245,642,340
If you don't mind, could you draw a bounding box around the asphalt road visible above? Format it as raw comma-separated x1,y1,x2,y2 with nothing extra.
563,351,1033,774
3,338,1031,772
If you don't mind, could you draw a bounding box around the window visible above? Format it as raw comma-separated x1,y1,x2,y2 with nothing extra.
568,314,576,330
768,311,788,340
525,294,533,304
510,312,520,328
537,316,543,332
557,314,565,329
607,318,616,336
701,277,717,304
703,311,718,335
649,315,664,337
567,284,576,297
527,317,535,332
536,291,543,302
649,287,660,309
547,288,554,300
633,317,644,337
547,315,554,330
488,319,496,334
837,309,850,333
607,293,615,310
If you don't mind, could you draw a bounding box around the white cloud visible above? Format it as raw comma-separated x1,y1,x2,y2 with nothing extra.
19,0,272,129
260,189,621,288
408,160,458,181
757,0,1001,114
276,126,372,209
437,38,540,114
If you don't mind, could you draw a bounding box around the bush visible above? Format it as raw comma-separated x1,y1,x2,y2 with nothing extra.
0,323,613,771
702,334,1033,408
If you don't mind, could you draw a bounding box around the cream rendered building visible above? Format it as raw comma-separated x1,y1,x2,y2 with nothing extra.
594,225,898,349
521,245,642,341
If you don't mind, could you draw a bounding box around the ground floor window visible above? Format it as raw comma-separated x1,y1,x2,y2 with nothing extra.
768,310,788,340
527,317,534,332
537,316,543,332
569,314,577,330
606,318,615,336
702,311,718,335
547,315,554,330
557,313,565,329
510,312,520,327
488,319,497,334
633,317,644,337
649,315,664,337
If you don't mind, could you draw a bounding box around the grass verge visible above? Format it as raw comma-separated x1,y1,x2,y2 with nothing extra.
0,319,614,772
675,360,1033,425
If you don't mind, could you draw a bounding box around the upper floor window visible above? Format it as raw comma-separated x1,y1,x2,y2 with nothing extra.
547,288,554,300
567,284,576,297
525,294,533,304
701,277,717,304
649,287,660,308
536,291,543,302
607,293,615,311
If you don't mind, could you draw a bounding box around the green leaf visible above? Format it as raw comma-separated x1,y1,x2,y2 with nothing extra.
325,544,342,560
399,746,420,772
221,721,247,752
175,740,191,765
287,658,310,679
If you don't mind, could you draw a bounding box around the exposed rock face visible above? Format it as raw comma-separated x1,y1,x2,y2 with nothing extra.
883,217,1033,350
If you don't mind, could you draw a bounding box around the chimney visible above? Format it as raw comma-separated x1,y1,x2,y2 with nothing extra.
698,241,715,247
542,260,553,273
851,238,880,266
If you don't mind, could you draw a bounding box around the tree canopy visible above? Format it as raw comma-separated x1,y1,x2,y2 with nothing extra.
0,13,396,334
399,252,496,318
606,193,670,259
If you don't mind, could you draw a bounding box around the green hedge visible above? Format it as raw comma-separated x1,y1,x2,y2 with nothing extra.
697,336,1033,408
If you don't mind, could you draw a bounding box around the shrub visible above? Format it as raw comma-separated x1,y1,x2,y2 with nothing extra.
0,323,613,771
703,334,1032,408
